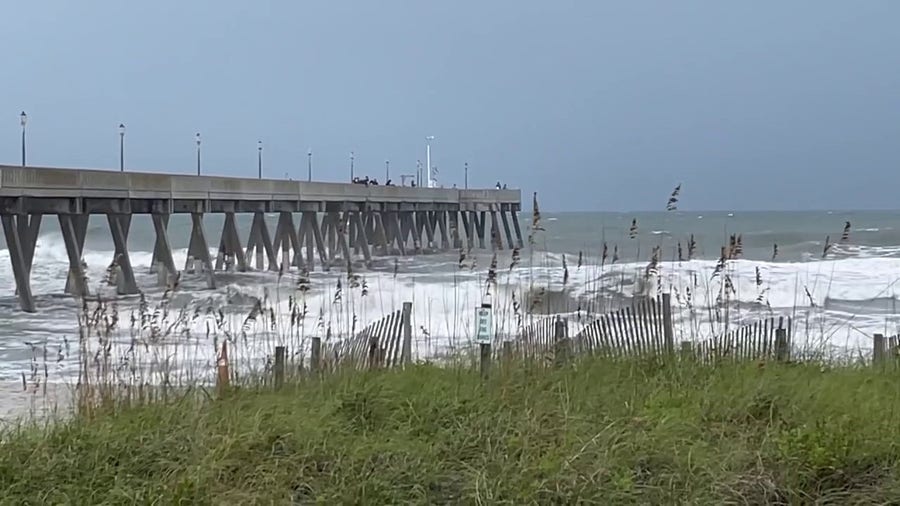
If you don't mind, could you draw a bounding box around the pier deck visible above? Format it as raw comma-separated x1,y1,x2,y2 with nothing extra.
0,165,522,313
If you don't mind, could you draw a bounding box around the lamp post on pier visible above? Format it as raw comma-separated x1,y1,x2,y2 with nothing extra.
307,149,312,181
349,151,355,181
385,159,390,181
257,140,263,179
425,135,435,188
196,133,201,175
19,111,27,167
464,162,468,189
118,124,125,171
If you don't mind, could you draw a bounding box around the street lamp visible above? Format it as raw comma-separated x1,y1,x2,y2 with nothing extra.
257,140,263,179
349,151,355,181
118,123,125,171
307,149,312,181
19,111,27,167
425,135,435,188
464,162,468,189
196,133,201,175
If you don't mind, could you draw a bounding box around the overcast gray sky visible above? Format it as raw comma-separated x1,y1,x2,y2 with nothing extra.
2,1,898,211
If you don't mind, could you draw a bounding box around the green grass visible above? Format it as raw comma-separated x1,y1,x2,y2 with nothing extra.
3,357,900,504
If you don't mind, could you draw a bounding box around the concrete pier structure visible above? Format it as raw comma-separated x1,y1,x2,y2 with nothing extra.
0,165,522,313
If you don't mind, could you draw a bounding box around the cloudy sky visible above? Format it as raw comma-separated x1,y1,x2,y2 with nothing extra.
3,1,899,210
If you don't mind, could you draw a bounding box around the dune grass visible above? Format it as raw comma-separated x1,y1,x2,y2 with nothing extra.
3,356,900,504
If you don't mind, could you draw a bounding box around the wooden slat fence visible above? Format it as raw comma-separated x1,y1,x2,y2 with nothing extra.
324,306,409,370
515,316,560,360
574,296,672,357
691,316,792,363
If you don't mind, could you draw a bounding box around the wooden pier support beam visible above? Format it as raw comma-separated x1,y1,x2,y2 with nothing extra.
273,212,302,271
372,212,389,256
350,212,372,265
305,211,329,270
460,211,474,250
107,214,139,295
336,211,353,263
436,211,450,250
499,208,515,250
188,212,216,289
59,214,91,298
246,212,278,271
63,215,89,295
151,213,178,287
407,212,422,253
389,212,406,256
449,211,462,249
510,210,524,248
215,212,248,272
17,214,41,277
2,214,36,312
490,209,503,251
325,213,337,261
421,211,436,250
149,213,169,274
473,211,486,249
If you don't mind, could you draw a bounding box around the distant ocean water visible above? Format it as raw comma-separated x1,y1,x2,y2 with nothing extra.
1,210,899,387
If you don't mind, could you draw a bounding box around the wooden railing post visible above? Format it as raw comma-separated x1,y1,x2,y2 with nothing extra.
662,293,675,354
775,328,789,362
216,340,230,397
401,301,413,366
274,346,286,389
480,341,492,380
310,337,322,374
554,317,570,366
873,333,886,367
679,340,693,361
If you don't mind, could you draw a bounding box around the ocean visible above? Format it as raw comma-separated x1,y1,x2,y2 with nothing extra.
1,210,899,390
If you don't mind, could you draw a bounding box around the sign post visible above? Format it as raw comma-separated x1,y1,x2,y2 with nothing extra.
476,302,493,379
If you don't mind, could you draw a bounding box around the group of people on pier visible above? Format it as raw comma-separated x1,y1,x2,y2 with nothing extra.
351,176,394,186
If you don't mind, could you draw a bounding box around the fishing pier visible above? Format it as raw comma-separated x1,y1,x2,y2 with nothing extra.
0,165,522,313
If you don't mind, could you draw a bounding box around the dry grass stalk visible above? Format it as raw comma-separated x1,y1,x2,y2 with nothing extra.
841,221,851,243
666,183,681,211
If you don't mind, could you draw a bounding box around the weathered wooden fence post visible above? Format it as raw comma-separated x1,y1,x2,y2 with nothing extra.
775,328,789,362
679,340,693,361
401,301,413,366
310,337,322,374
367,337,381,370
274,345,285,389
554,317,570,366
480,341,492,380
662,293,675,354
216,340,230,397
873,333,886,367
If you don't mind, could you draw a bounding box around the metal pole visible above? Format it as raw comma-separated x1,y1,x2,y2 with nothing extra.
425,136,433,188
196,133,201,176
20,111,27,167
385,160,390,181
350,151,354,181
119,124,125,172
307,150,312,181
465,162,468,189
258,140,262,179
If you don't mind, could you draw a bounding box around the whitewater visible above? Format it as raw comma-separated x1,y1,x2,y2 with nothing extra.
1,210,900,392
